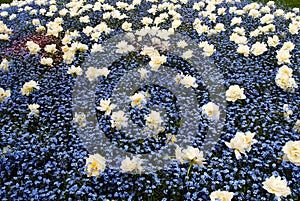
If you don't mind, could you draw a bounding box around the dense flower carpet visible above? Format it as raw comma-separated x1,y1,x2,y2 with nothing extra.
0,0,299,200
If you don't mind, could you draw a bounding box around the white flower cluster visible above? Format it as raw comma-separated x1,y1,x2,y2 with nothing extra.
202,102,220,121
85,153,106,177
0,58,9,71
0,87,11,102
26,41,41,54
282,140,300,166
175,145,205,166
85,67,110,82
275,65,298,91
0,20,12,40
28,104,40,118
225,85,246,102
175,72,198,88
73,112,87,127
21,80,40,96
145,111,164,134
263,176,291,201
225,131,257,159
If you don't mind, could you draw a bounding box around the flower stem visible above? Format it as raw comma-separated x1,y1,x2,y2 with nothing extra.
186,163,193,178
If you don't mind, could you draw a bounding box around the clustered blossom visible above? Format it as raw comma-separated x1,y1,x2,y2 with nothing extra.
130,92,147,109
85,67,110,82
225,131,257,159
175,145,205,166
26,41,41,54
40,57,53,66
294,120,300,133
149,54,167,72
67,65,83,76
73,112,87,127
110,110,128,130
225,85,246,102
0,87,11,102
175,72,198,88
282,104,293,119
145,110,164,134
21,80,39,96
0,58,9,71
201,102,220,120
96,99,116,115
275,65,298,91
85,154,106,177
210,190,235,201
120,156,143,174
28,104,40,118
282,141,300,166
262,176,291,201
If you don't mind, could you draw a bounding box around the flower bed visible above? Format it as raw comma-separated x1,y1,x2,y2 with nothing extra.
0,0,299,200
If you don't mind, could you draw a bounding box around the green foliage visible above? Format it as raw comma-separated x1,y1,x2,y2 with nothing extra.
257,0,300,8
0,0,12,4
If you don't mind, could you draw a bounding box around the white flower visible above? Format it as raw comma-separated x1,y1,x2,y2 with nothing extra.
210,190,235,201
260,14,274,24
294,120,300,133
262,176,291,201
26,41,40,54
121,21,132,31
237,44,250,57
175,73,198,88
182,50,194,60
40,57,53,66
21,80,39,96
282,42,295,51
73,112,87,127
282,141,300,166
28,103,40,117
267,35,280,47
225,85,246,102
85,67,110,82
120,156,143,174
116,41,134,54
140,46,159,57
231,17,242,26
177,40,188,48
0,58,9,71
46,21,63,37
215,23,225,32
251,42,268,56
202,102,220,120
175,145,205,166
278,65,293,77
283,104,293,119
67,65,83,76
91,43,104,53
141,17,153,26
138,68,149,80
145,111,164,133
96,99,116,115
44,44,57,53
202,44,216,56
130,92,146,108
225,131,256,159
111,110,128,130
275,72,298,91
79,15,90,23
149,54,167,71
276,49,291,64
85,153,106,177
0,87,10,102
